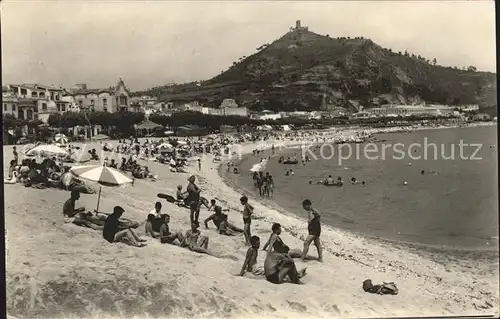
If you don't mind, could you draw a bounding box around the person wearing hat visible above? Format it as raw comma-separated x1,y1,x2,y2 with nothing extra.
185,175,201,224
103,206,146,247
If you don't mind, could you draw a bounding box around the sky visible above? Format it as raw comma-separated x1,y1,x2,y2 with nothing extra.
1,1,496,91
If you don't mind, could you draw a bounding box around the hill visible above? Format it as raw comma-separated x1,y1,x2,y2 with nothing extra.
134,26,496,112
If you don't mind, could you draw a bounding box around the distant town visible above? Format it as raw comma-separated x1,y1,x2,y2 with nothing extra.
1,78,489,125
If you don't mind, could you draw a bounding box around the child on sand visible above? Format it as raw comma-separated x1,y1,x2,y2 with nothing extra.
159,214,184,245
301,199,323,262
239,236,265,276
240,196,253,246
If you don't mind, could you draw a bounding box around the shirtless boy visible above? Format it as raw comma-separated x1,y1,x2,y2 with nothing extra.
239,236,265,276
159,214,184,244
301,199,323,262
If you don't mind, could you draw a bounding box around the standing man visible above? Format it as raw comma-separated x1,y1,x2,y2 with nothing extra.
301,199,323,262
198,158,201,171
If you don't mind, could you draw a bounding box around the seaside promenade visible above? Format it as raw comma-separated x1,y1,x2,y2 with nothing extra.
4,134,499,318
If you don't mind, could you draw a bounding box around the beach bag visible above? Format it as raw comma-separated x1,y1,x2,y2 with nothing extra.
363,279,398,295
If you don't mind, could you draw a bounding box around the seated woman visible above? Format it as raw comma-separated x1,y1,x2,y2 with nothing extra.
263,223,318,260
181,221,214,256
103,206,146,247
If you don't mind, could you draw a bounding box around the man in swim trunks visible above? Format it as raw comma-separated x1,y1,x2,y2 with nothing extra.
186,175,201,224
63,189,87,221
103,206,146,247
240,196,253,246
159,214,184,245
301,199,323,262
205,205,243,233
264,249,306,285
239,236,265,276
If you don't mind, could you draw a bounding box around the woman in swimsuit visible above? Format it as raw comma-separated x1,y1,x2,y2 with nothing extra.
182,221,213,256
240,196,253,246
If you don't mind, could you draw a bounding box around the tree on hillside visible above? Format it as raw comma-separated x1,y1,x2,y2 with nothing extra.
467,65,477,72
432,58,437,65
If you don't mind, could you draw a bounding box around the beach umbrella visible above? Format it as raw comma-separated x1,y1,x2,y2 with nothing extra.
54,134,69,145
158,142,173,150
26,144,68,157
69,164,133,212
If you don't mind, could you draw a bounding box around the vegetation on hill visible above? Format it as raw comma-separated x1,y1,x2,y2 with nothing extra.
134,29,496,112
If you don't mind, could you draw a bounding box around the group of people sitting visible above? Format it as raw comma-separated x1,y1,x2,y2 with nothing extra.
118,156,157,180
6,157,95,193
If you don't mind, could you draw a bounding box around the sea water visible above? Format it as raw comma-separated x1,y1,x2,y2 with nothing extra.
226,126,499,256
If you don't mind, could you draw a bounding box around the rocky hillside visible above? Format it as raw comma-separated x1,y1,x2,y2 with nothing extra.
136,29,496,112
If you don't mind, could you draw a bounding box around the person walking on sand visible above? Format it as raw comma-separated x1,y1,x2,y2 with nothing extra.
103,206,147,247
198,158,201,171
301,199,323,262
186,175,201,224
240,196,253,246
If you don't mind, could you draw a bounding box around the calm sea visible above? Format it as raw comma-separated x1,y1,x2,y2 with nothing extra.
225,126,499,254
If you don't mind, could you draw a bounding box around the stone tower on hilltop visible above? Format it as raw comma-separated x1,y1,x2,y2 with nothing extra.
290,20,308,32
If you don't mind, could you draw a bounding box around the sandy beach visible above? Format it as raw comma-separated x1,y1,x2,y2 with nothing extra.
4,133,499,318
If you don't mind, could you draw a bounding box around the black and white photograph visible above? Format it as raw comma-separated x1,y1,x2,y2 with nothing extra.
2,1,498,318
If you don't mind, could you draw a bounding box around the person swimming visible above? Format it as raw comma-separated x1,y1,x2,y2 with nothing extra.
325,175,334,185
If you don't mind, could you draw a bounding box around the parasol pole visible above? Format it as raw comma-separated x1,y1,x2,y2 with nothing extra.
96,186,102,213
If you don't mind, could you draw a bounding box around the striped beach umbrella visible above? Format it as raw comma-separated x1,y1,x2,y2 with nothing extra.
54,133,68,144
69,164,133,212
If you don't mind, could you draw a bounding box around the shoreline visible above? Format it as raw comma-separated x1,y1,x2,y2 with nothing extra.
219,148,499,273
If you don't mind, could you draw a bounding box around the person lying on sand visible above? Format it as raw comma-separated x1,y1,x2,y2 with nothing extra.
181,221,214,256
205,206,244,234
159,214,184,245
239,236,266,276
103,206,147,247
62,190,101,230
264,250,307,285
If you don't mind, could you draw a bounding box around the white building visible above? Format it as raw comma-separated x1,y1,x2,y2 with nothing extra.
458,105,480,112
367,105,457,117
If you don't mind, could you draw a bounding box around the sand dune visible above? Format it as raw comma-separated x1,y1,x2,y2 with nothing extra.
4,139,499,318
